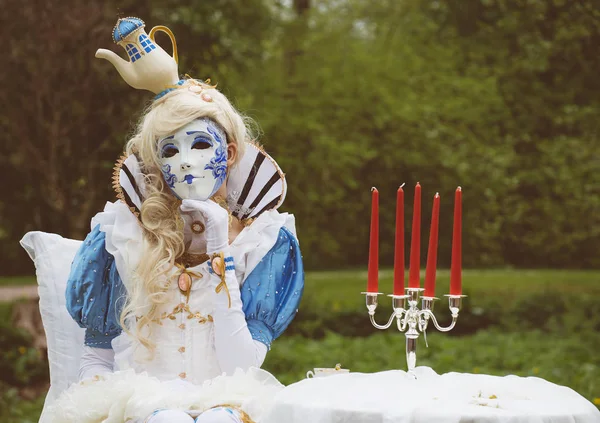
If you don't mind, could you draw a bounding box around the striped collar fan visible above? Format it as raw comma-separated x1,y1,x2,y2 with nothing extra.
113,142,287,220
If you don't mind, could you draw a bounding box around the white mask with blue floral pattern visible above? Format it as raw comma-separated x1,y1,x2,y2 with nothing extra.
158,118,228,201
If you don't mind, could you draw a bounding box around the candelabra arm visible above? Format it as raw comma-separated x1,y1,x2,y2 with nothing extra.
369,311,397,330
421,310,457,332
399,313,409,332
417,313,428,332
363,292,399,330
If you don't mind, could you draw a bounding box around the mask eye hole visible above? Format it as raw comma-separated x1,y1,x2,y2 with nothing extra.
161,144,179,158
192,138,212,150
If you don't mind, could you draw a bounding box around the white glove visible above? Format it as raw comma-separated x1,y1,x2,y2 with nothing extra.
180,199,229,253
180,200,268,374
78,346,114,382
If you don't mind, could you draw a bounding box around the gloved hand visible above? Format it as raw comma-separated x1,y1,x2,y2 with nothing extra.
180,199,229,254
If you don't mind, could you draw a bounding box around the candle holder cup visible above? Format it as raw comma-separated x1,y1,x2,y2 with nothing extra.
363,289,466,376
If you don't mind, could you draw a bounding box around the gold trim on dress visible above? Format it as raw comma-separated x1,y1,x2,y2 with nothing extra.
111,152,142,220
208,404,256,423
151,302,213,325
212,251,232,308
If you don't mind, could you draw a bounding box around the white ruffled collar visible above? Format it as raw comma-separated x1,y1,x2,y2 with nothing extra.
93,200,295,289
113,142,288,222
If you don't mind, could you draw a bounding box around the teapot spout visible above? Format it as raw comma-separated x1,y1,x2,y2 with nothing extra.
95,48,140,89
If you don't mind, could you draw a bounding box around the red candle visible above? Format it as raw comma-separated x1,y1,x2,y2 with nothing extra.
450,187,462,295
393,185,405,295
408,183,421,288
367,187,379,293
424,193,440,297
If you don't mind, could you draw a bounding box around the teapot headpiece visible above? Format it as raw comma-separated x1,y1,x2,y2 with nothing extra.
96,16,184,97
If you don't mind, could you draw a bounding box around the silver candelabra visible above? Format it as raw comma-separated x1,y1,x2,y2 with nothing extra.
362,289,465,374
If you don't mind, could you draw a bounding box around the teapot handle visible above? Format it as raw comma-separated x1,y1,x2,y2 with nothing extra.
149,25,178,64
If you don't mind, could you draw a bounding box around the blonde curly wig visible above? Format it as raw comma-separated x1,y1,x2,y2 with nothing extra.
120,78,255,357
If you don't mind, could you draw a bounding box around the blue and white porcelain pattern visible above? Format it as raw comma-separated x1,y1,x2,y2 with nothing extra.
139,34,157,53
112,17,145,43
155,79,185,100
157,118,229,201
204,122,228,197
161,163,178,191
126,44,142,62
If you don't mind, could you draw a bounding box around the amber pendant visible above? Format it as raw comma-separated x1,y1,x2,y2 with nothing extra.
178,272,192,295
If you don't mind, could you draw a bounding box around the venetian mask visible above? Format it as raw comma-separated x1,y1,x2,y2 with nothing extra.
158,118,228,200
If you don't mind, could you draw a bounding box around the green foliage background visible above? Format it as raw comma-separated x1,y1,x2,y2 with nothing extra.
2,1,599,271
2,2,599,419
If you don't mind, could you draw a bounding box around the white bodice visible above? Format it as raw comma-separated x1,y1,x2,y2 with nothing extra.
112,261,220,383
92,200,296,385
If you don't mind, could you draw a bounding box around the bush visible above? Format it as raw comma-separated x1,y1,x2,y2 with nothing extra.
0,385,45,423
0,308,48,423
287,290,600,340
0,319,48,388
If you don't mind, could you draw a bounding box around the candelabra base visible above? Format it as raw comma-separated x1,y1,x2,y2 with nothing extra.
364,289,465,374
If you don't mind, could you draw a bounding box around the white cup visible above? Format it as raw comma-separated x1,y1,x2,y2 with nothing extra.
306,367,349,378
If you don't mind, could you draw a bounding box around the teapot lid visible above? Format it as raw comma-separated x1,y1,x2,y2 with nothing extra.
112,17,145,43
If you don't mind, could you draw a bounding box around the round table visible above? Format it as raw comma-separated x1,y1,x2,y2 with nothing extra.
260,367,600,423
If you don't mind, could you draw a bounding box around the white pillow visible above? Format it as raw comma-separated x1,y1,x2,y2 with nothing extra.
20,231,85,423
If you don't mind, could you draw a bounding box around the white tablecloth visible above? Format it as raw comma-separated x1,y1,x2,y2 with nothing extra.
261,367,600,423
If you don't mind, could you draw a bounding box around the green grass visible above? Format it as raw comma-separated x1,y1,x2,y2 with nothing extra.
3,268,599,294
0,276,36,287
303,268,600,310
0,302,12,321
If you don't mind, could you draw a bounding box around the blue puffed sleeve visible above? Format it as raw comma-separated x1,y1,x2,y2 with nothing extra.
241,227,304,349
66,224,126,349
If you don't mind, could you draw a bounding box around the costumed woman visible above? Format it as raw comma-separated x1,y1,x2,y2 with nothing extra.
50,17,304,423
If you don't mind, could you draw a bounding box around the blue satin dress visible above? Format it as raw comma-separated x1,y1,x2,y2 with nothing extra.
66,225,304,350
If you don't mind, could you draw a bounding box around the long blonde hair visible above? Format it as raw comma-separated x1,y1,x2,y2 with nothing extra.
120,79,253,356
